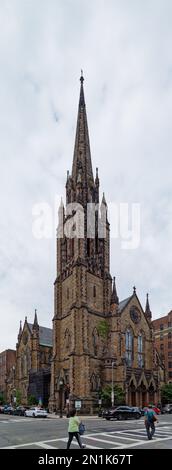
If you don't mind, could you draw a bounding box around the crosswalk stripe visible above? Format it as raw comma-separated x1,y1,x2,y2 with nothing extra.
37,443,58,449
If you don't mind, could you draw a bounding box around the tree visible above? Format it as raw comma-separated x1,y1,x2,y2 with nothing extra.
16,389,22,406
100,385,125,407
161,384,172,403
28,394,38,406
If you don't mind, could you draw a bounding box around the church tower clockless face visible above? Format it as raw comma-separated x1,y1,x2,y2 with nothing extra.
130,307,141,324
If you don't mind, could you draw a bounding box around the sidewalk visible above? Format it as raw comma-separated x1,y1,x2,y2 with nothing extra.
48,413,99,419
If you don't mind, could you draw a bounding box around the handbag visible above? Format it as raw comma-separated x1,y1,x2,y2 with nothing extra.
79,422,85,435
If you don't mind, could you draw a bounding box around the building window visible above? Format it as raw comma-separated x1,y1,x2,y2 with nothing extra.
168,362,172,369
169,372,172,378
168,332,172,339
168,322,172,328
93,286,96,298
168,342,172,349
67,288,69,300
160,343,164,351
138,334,144,367
160,324,164,330
125,329,133,367
160,333,164,340
168,351,172,358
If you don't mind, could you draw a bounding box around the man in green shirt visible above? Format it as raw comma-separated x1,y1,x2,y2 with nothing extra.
144,404,158,440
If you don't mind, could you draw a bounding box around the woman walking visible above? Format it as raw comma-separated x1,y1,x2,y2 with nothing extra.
67,409,86,449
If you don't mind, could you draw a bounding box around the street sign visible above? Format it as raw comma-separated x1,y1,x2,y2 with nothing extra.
98,399,102,405
75,400,82,409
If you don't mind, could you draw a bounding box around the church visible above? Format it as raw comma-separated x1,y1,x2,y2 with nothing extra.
49,74,165,413
15,311,53,406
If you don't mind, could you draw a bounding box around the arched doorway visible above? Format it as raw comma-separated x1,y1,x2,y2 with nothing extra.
138,383,147,407
129,381,136,406
148,384,155,404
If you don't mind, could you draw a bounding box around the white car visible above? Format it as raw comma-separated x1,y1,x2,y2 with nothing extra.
25,407,47,418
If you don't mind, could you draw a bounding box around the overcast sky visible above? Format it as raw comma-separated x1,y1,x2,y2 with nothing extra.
0,0,172,351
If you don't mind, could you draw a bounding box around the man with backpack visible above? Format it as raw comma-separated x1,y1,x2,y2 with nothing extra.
144,404,158,440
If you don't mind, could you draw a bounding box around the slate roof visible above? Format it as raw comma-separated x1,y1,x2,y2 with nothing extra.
118,296,132,313
28,323,53,347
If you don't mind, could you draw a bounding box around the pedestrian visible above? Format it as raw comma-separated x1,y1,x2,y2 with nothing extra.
66,409,86,449
144,404,158,440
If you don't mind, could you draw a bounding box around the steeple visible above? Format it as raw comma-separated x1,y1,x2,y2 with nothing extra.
111,277,119,305
145,293,152,320
33,309,39,329
72,72,94,190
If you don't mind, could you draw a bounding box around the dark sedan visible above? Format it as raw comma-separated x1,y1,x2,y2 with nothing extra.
13,406,26,416
105,405,141,420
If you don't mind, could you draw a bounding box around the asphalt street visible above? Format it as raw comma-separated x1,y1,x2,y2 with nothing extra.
0,413,172,449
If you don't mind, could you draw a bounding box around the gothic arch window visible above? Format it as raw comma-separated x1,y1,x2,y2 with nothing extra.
138,333,145,368
26,347,31,371
92,328,99,356
90,373,97,392
93,286,96,298
21,354,25,377
67,288,69,300
125,328,133,366
64,329,71,351
168,332,172,339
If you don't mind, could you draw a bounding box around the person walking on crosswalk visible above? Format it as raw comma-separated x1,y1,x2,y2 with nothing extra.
144,404,158,440
66,409,86,449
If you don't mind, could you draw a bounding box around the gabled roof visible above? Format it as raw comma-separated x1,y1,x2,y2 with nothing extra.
28,323,53,347
118,296,132,313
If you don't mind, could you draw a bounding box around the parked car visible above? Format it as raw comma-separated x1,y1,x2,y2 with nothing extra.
105,405,141,420
4,405,14,415
25,407,48,418
162,404,172,414
13,406,26,416
0,405,5,413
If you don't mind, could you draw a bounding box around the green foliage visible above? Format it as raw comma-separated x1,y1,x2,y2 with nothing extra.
97,320,109,339
161,384,172,403
28,394,38,406
0,393,5,404
16,389,22,406
100,385,125,407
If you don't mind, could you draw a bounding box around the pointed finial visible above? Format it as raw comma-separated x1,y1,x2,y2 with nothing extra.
145,293,152,319
25,316,27,322
34,308,38,325
96,167,99,178
133,286,136,294
80,69,84,83
67,170,69,180
102,192,107,206
111,276,119,305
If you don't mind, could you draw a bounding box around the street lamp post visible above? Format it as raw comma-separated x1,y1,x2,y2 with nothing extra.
59,379,64,418
111,362,115,407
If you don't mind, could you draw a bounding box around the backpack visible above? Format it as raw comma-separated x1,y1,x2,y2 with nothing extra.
79,422,85,435
146,410,156,423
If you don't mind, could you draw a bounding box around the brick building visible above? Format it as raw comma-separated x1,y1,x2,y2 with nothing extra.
49,74,165,413
0,349,16,402
153,310,172,383
15,311,53,405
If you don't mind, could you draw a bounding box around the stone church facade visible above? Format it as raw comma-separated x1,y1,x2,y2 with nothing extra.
15,311,52,405
49,75,165,413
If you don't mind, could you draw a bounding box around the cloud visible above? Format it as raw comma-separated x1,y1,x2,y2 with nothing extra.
0,0,172,349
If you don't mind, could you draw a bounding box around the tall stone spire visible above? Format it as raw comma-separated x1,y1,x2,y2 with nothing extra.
72,72,94,189
33,309,39,329
111,277,119,305
145,293,152,320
